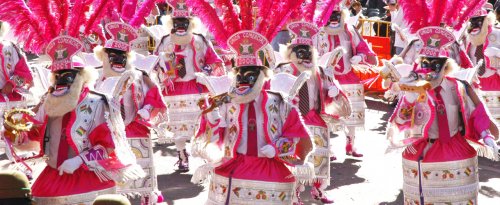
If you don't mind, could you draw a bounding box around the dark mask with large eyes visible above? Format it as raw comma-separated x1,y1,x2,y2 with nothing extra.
172,18,190,35
292,45,312,61
106,48,127,73
233,66,261,96
328,11,342,26
468,16,485,35
50,69,80,96
417,56,448,81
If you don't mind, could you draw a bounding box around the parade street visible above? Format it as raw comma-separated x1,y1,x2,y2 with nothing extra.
4,96,497,205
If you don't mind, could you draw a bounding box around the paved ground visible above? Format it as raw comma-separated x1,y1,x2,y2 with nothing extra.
1,97,499,204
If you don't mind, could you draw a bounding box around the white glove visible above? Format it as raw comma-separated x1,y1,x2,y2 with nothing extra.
327,85,340,97
138,108,151,120
206,108,221,124
58,156,83,175
403,92,419,103
260,144,276,158
484,47,500,58
484,136,499,153
350,55,363,65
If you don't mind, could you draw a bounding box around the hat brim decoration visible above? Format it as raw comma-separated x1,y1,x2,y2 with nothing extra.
104,22,139,52
228,31,269,68
46,36,84,72
417,26,455,57
287,21,320,46
167,0,190,18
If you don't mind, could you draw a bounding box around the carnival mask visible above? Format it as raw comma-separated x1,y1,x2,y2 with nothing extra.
172,18,190,36
328,11,342,28
414,56,448,81
234,66,261,96
106,48,127,73
292,45,313,68
468,16,486,35
50,69,79,96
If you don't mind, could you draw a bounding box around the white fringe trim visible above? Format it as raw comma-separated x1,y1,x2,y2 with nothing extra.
191,163,214,184
467,139,499,161
291,163,315,184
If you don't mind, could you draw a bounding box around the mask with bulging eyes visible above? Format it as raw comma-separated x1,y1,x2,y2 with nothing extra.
233,66,261,96
50,69,80,96
328,11,342,28
468,16,485,35
292,45,314,68
415,56,448,81
106,48,127,73
172,18,190,36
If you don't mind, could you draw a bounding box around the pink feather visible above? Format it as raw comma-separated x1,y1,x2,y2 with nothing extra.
429,0,448,26
0,0,47,54
85,0,112,34
67,0,92,38
303,0,318,22
400,0,430,33
239,0,253,30
255,0,274,32
443,0,466,27
185,0,229,48
454,0,486,30
129,0,158,28
121,0,139,22
266,0,304,41
52,0,70,32
314,0,342,27
214,0,241,36
28,0,59,40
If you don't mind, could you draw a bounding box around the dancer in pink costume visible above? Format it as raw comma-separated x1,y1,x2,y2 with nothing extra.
155,0,224,172
275,20,351,204
314,2,378,158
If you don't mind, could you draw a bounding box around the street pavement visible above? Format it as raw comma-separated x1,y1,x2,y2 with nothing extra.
1,97,499,204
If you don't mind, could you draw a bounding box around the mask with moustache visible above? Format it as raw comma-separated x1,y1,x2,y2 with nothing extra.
45,69,86,117
102,48,131,78
411,56,448,89
324,11,344,35
290,45,314,72
229,66,266,104
467,15,490,46
171,17,193,45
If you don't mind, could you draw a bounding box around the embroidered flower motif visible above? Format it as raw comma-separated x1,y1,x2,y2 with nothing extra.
233,187,241,197
256,191,267,200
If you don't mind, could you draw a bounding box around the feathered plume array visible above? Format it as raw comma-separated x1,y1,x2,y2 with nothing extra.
186,0,305,49
186,0,230,48
399,0,487,33
0,0,114,54
129,0,159,28
314,0,343,27
0,0,47,53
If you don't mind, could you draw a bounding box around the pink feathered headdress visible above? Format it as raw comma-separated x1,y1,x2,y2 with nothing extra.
185,0,305,49
0,0,113,54
400,0,487,33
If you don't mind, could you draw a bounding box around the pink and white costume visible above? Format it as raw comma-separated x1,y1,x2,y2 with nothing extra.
314,6,377,156
28,36,143,205
154,0,223,170
275,21,351,203
194,31,312,205
0,40,32,105
95,22,166,204
480,15,500,120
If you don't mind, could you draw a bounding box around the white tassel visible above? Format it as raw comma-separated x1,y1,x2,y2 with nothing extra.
468,140,499,161
191,163,214,184
292,163,315,184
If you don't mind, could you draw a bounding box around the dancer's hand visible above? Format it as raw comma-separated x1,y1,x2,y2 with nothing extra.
260,145,276,158
58,156,83,175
